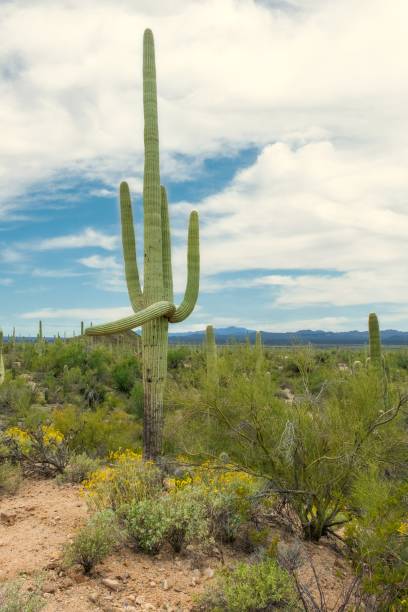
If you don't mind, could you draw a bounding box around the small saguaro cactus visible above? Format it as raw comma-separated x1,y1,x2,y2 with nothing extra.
205,325,218,388
81,321,84,336
85,29,200,460
37,320,43,341
368,312,382,367
0,329,5,385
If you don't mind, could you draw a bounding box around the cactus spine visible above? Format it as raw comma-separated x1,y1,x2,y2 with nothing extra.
85,30,200,459
368,312,381,367
0,329,4,385
205,325,218,388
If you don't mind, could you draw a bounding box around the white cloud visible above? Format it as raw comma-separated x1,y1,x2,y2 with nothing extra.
20,306,132,322
1,0,408,217
33,228,117,251
78,254,121,269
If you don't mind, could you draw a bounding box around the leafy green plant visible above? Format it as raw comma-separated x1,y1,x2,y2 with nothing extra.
195,559,299,611
0,460,22,495
112,356,141,394
0,577,44,612
125,498,169,554
56,453,100,484
64,510,123,574
163,489,209,552
346,470,408,609
83,450,161,512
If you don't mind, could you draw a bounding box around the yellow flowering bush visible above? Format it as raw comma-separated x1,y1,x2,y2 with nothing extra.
169,462,260,543
83,449,161,512
2,424,70,476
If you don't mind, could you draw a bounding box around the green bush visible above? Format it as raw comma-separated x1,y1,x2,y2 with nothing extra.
126,498,169,554
195,559,299,611
0,461,22,495
346,470,408,609
56,453,100,484
64,510,123,574
83,451,161,512
163,489,209,552
0,577,44,612
129,381,144,419
112,356,141,394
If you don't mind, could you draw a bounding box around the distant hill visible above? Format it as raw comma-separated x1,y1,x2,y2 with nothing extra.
168,326,408,346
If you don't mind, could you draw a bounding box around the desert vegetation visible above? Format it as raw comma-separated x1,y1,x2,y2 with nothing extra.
1,26,407,612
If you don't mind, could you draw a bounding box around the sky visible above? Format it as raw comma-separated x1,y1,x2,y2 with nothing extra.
1,0,408,336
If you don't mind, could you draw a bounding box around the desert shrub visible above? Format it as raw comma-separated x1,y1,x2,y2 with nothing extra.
168,347,189,369
0,460,22,495
346,470,408,609
169,361,408,541
56,453,100,484
195,559,299,611
125,498,169,554
2,424,71,476
129,381,144,419
83,450,161,512
0,577,44,612
112,356,140,394
51,405,142,457
162,489,209,552
168,463,260,543
64,509,123,574
0,378,34,416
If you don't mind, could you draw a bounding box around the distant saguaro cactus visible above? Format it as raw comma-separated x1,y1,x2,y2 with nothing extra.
38,320,43,341
368,313,382,367
0,329,4,385
85,30,200,460
205,325,218,388
81,321,84,336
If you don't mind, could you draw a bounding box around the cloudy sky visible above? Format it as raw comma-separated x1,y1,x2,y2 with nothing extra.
1,0,407,336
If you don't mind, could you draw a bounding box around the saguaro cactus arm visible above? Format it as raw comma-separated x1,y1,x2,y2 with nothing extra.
120,181,143,311
86,301,175,336
169,211,200,323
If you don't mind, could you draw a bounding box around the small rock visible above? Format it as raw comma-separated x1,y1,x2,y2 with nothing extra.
0,512,17,526
135,596,144,605
202,567,214,579
89,592,99,603
102,578,122,591
123,607,138,612
42,581,56,594
149,581,156,587
162,579,169,591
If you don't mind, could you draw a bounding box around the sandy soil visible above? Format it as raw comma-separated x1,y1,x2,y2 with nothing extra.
0,478,357,611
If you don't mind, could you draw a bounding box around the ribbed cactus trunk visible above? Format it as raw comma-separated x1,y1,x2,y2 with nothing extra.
368,312,381,367
85,29,200,461
81,321,84,336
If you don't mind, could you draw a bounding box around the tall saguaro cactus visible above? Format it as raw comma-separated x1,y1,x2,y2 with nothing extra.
85,30,200,460
368,312,382,367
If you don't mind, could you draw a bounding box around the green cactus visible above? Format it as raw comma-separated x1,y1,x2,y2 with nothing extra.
0,329,4,385
37,320,43,341
368,312,382,367
81,321,84,336
205,325,218,388
12,326,16,349
85,29,200,459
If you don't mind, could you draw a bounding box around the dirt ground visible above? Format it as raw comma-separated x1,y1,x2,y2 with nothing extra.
0,479,357,611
